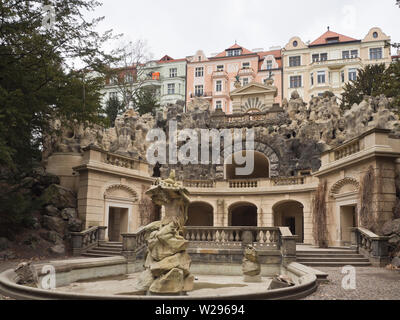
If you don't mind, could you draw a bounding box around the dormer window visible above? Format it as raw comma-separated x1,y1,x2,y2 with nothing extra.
242,62,250,69
227,49,242,56
217,65,224,71
326,37,339,44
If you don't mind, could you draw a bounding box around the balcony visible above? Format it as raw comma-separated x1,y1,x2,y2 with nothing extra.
238,67,255,78
212,70,228,80
311,57,361,70
190,92,212,99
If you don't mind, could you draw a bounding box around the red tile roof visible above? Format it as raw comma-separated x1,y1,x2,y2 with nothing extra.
310,30,358,46
257,49,282,69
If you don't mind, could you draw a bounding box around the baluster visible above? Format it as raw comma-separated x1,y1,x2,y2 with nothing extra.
207,231,211,241
221,230,226,242
215,230,220,242
229,231,234,242
201,231,206,241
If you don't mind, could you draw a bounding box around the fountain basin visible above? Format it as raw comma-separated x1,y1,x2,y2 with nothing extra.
0,256,318,300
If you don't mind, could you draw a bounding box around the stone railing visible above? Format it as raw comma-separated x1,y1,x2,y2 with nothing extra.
121,226,147,261
183,180,216,188
71,226,107,256
334,140,360,161
351,227,389,267
210,108,284,127
271,176,305,186
228,179,258,188
184,227,279,249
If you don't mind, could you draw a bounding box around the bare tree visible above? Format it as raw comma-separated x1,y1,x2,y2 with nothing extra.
109,39,154,110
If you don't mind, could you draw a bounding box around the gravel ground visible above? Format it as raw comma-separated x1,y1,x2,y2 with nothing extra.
304,266,400,300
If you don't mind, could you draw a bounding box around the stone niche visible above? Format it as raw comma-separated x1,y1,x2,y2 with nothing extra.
230,82,278,114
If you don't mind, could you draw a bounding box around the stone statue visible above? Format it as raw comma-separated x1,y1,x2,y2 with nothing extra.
242,245,261,282
136,170,194,295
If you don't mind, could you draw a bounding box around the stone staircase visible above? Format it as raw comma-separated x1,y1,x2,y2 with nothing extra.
82,241,122,258
296,247,371,267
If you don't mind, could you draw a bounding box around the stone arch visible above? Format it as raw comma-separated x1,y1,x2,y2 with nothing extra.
330,177,359,197
225,150,270,179
186,201,214,226
228,201,258,226
221,141,280,178
104,184,138,201
272,200,304,242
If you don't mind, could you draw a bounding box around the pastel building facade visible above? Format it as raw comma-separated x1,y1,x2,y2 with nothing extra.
186,44,282,113
101,55,187,108
282,27,392,102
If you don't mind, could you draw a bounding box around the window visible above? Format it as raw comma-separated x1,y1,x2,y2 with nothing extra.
124,73,133,83
194,85,203,96
266,60,272,70
242,62,250,69
317,71,325,84
293,40,298,47
290,75,302,88
313,53,327,62
227,49,241,56
351,50,358,58
341,70,345,82
289,56,301,67
167,83,175,94
216,100,222,109
195,67,204,77
373,32,378,38
216,80,222,92
326,37,339,44
348,68,357,81
370,48,383,60
169,68,177,78
217,65,224,71
110,75,118,85
310,73,314,86
242,78,249,86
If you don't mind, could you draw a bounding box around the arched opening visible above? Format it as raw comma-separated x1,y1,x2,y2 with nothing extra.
225,150,269,180
228,202,258,226
186,202,214,226
273,200,304,243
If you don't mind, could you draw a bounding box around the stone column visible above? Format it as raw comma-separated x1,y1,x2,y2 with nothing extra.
279,227,297,265
97,226,107,242
121,233,138,262
370,237,390,267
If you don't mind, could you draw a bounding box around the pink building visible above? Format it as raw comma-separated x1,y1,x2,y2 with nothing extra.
186,44,282,113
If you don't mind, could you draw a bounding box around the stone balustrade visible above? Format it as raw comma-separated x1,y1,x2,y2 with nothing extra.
121,226,147,261
351,227,389,267
183,180,216,188
184,226,281,249
71,226,107,256
228,179,258,188
334,141,360,161
183,176,312,190
271,176,305,186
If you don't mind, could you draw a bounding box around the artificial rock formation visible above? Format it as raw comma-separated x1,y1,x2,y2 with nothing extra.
137,171,194,295
242,245,261,282
43,93,400,181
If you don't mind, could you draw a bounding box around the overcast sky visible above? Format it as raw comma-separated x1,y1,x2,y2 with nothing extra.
87,0,400,59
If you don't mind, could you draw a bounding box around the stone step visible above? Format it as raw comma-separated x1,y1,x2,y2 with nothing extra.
297,250,357,255
91,247,122,254
297,257,369,263
98,242,122,248
86,249,122,256
300,261,371,267
297,254,363,258
82,252,119,258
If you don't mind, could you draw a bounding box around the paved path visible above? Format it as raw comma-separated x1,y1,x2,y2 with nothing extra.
304,266,400,300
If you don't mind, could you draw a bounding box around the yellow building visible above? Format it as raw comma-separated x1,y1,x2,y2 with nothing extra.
282,27,392,102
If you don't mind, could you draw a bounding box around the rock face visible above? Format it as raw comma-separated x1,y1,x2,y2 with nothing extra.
242,245,261,276
382,219,400,265
14,262,38,286
137,171,194,295
43,93,400,181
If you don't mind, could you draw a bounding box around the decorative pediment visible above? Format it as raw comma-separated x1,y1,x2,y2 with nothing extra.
104,184,138,201
230,82,277,97
330,177,359,197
